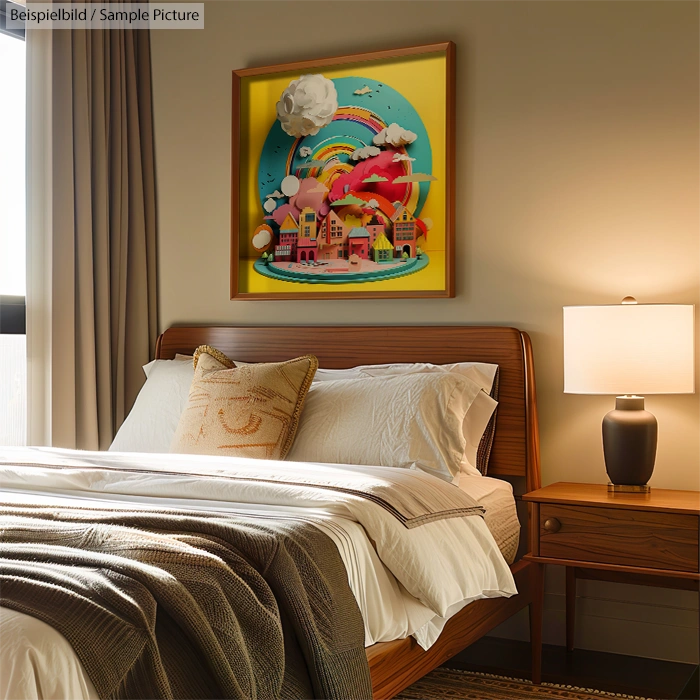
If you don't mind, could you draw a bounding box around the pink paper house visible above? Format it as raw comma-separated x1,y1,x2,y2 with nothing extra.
366,216,386,247
348,227,371,260
275,212,298,261
296,208,319,263
318,210,349,260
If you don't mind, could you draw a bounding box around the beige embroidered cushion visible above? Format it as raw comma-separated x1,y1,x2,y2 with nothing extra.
171,348,318,460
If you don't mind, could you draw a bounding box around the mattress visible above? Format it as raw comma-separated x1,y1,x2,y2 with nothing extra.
0,456,518,700
459,474,520,566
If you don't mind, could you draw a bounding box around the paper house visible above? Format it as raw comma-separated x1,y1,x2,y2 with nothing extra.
348,227,371,260
298,207,317,239
365,216,386,247
275,212,299,261
390,204,418,258
318,210,349,260
372,232,394,264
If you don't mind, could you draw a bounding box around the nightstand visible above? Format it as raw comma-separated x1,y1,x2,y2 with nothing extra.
522,482,700,684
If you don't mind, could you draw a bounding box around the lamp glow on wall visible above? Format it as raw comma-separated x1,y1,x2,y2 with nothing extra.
564,298,695,492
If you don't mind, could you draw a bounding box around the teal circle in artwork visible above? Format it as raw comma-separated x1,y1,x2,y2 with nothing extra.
258,76,432,218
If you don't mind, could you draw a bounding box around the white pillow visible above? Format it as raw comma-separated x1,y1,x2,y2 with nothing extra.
111,358,497,474
314,362,498,477
286,372,481,482
109,357,194,453
314,361,498,393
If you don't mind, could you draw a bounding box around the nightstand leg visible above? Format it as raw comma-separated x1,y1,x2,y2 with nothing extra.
529,562,544,685
566,566,576,652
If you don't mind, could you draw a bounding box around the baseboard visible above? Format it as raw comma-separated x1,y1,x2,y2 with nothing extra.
488,566,699,664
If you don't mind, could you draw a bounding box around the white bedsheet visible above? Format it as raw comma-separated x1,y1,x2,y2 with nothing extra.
0,448,518,700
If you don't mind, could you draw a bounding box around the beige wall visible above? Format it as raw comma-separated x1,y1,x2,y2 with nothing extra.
151,1,700,662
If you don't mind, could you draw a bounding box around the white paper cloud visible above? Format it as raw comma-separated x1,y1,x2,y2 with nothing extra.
354,85,372,95
252,227,273,250
266,189,284,199
263,198,277,213
350,145,381,161
281,175,301,197
276,74,338,138
373,123,417,148
392,153,415,162
299,146,313,157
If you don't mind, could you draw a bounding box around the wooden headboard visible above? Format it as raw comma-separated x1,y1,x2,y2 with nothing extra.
156,325,541,492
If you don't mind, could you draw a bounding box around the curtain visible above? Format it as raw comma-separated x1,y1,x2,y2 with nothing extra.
26,21,157,450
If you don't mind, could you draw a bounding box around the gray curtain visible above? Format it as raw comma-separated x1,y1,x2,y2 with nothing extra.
50,25,157,450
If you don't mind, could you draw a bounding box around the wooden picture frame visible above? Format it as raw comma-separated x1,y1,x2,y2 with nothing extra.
231,42,456,300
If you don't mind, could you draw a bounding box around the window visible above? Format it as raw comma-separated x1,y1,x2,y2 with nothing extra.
0,15,26,446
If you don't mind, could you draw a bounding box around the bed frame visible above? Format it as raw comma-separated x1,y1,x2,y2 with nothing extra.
155,325,543,699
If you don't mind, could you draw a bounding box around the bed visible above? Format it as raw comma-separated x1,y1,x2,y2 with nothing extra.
156,324,543,698
0,325,541,700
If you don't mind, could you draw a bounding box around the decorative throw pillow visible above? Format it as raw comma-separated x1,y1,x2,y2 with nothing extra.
171,347,318,460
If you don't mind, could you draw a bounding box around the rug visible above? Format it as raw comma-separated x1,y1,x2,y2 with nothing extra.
394,668,653,700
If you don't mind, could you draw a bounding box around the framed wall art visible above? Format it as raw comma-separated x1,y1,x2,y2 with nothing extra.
231,42,455,300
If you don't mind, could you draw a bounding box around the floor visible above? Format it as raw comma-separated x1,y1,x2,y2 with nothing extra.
445,637,699,700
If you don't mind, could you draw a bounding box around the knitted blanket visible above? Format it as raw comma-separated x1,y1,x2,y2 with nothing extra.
0,504,371,700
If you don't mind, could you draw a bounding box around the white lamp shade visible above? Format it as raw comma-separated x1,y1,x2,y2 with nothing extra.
563,303,695,395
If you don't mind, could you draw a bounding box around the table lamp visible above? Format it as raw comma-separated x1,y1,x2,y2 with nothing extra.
563,298,695,493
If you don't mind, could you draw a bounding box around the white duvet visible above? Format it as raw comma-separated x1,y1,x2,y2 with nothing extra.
0,447,517,700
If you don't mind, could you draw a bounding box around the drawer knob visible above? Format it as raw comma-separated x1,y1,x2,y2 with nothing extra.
543,517,561,533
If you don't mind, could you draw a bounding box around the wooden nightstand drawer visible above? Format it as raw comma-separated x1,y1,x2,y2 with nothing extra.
539,504,699,572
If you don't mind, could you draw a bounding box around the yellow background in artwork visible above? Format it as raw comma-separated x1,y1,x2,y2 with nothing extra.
238,52,447,294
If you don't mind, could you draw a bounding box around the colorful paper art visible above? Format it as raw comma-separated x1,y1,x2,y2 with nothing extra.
232,42,455,299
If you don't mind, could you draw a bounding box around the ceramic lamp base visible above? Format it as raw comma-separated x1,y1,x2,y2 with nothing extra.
602,395,657,488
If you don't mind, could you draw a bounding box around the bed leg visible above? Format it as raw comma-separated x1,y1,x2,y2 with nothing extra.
529,562,544,685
